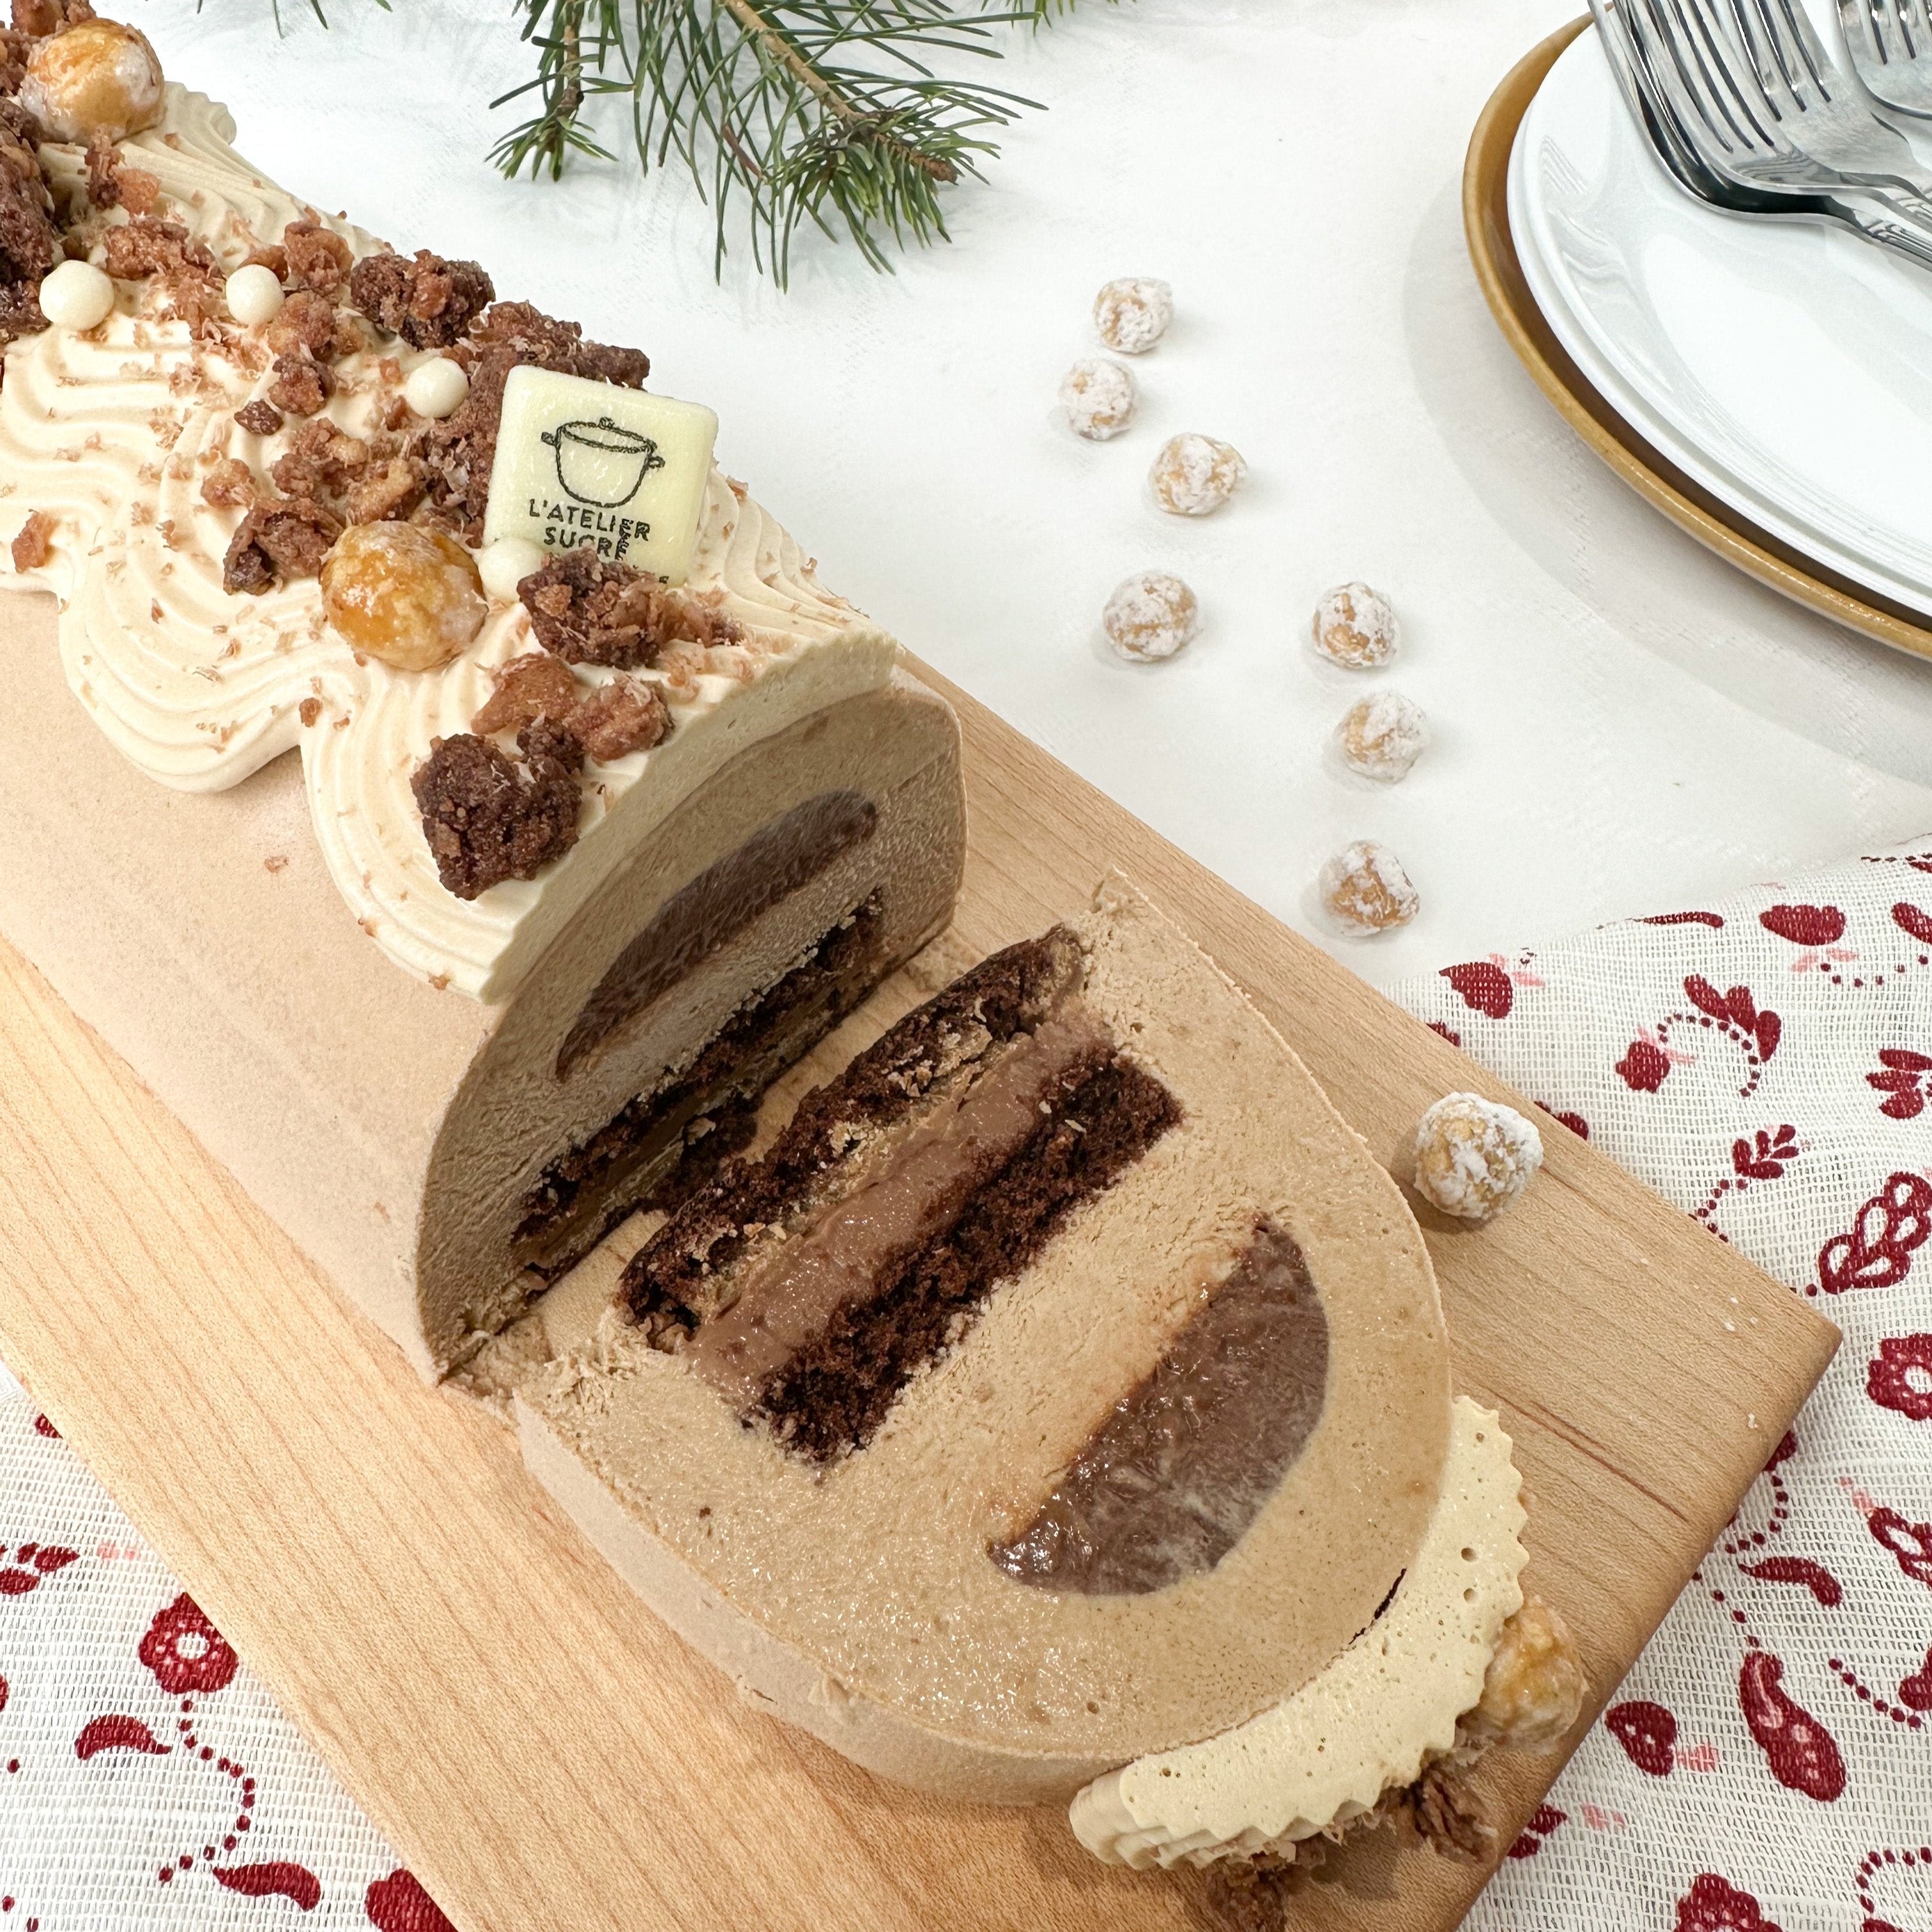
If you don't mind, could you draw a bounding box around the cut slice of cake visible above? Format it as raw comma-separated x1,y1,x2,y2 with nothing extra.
519,878,1502,1804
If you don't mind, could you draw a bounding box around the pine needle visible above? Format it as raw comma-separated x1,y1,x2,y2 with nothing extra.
486,0,1109,284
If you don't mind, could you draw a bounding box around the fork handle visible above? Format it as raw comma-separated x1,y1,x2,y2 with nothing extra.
1842,190,1932,273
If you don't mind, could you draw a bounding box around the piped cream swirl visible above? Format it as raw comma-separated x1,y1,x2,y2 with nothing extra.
0,85,891,1002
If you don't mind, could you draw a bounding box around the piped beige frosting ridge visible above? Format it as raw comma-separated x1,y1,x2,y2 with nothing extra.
0,85,893,999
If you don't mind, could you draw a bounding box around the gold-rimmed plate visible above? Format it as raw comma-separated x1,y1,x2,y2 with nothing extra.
1464,17,1932,665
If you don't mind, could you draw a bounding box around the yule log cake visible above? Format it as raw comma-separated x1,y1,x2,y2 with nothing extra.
0,6,964,1379
0,6,1587,1901
524,880,1587,1871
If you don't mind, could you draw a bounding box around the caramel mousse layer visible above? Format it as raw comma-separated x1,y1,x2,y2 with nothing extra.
989,1217,1331,1596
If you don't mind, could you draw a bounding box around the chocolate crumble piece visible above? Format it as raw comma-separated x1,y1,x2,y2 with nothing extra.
519,547,739,669
233,397,284,438
341,450,425,525
411,718,583,900
420,300,649,537
267,351,330,418
221,494,341,594
280,215,352,298
12,0,93,34
0,98,58,330
470,649,580,737
569,673,670,762
349,247,493,350
10,507,51,571
242,241,289,282
101,216,224,329
270,416,366,499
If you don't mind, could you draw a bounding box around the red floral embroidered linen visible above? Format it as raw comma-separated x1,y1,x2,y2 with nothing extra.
0,842,1928,1927
1402,841,1932,1931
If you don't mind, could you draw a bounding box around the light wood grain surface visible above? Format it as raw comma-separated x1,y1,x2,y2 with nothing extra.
1465,17,1932,665
0,651,1837,1932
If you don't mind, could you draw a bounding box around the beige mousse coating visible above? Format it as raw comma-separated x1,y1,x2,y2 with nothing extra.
321,523,487,673
21,19,164,142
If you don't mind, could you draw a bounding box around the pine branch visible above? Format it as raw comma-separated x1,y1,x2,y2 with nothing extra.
487,0,1108,285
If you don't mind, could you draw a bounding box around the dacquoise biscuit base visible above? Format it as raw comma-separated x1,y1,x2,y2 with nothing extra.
0,54,966,1379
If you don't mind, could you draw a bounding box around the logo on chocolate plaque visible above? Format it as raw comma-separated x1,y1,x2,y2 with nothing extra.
484,367,719,587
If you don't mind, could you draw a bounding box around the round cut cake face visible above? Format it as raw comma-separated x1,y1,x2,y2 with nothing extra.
521,880,1455,1799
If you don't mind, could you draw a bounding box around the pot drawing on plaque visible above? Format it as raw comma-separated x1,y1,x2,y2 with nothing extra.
541,415,667,509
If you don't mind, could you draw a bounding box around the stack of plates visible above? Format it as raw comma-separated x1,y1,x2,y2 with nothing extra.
1506,21,1932,627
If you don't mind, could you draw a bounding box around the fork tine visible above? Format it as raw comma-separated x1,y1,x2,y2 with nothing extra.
1595,0,1734,194
1837,0,1890,61
1894,0,1929,60
1662,0,1784,152
1633,0,1764,169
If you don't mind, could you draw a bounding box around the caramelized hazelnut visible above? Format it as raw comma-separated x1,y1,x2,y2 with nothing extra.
321,522,486,673
21,20,164,144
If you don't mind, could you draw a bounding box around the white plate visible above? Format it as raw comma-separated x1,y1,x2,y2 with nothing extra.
1510,21,1932,615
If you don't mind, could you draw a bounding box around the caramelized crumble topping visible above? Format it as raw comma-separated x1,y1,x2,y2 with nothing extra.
568,673,670,761
420,301,649,537
11,0,94,38
470,649,579,737
341,450,425,524
270,416,366,499
10,505,51,569
101,214,211,280
233,397,283,438
266,351,330,417
241,241,288,281
263,289,336,359
198,456,256,509
1401,1763,1494,1862
411,717,582,899
280,215,351,298
349,247,493,349
519,547,739,668
84,131,158,215
470,651,671,762
221,494,341,594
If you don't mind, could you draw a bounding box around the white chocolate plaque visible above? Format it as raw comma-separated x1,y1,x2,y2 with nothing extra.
483,367,719,585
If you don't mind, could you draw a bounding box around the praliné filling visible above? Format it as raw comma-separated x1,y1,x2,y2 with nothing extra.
619,926,1183,1464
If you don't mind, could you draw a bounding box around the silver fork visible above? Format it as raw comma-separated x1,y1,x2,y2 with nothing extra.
1837,0,1932,114
1592,0,1932,270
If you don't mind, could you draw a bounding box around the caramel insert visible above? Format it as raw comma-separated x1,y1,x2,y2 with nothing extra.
556,788,879,1078
988,1218,1331,1595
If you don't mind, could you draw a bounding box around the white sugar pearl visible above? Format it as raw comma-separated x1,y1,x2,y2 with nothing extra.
224,263,284,327
38,259,114,332
404,357,470,421
477,535,547,603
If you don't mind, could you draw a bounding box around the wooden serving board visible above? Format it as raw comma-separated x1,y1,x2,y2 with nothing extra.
0,653,1836,1932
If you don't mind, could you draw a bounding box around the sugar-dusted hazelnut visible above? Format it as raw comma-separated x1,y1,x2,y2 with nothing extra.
1059,357,1135,441
224,263,285,328
477,535,546,604
1318,839,1418,935
1469,1598,1586,1751
404,355,469,421
321,522,487,673
1103,570,1197,663
1313,580,1398,668
20,20,164,144
37,257,113,331
1412,1091,1543,1222
1338,690,1430,782
1093,276,1171,355
1149,432,1245,517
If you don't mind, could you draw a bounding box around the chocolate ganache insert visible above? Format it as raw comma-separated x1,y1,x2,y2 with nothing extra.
988,1216,1330,1595
621,923,1182,1459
